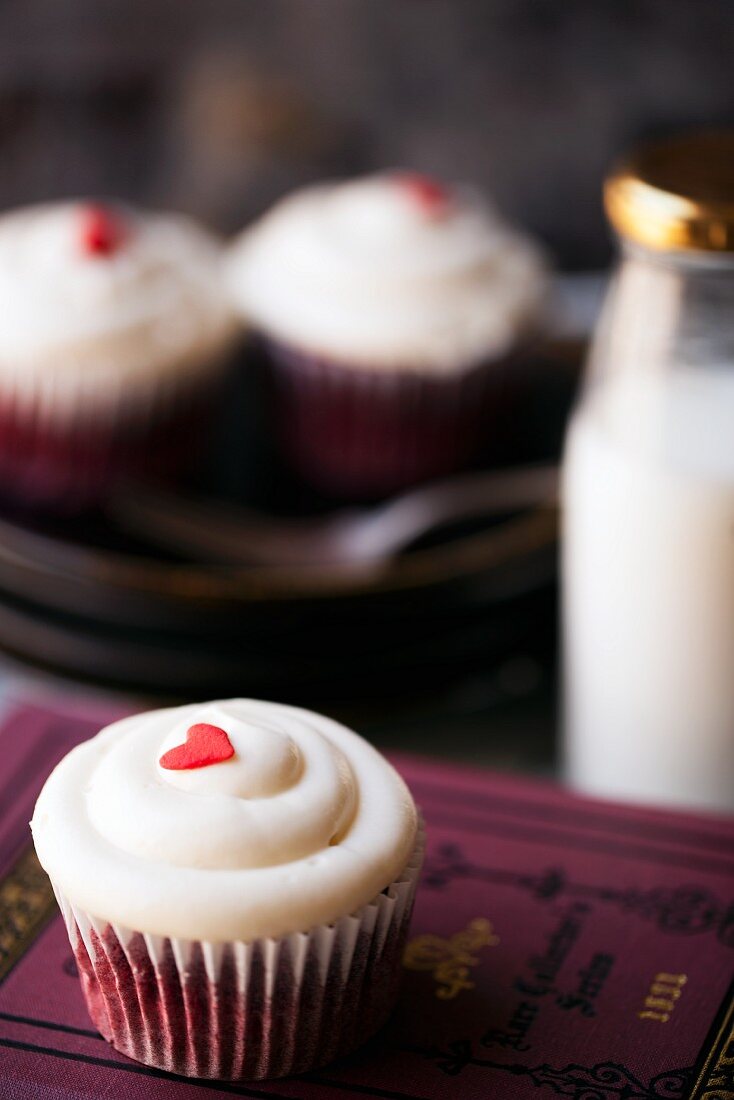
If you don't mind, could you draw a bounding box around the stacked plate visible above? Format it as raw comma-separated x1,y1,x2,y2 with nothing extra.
0,342,578,704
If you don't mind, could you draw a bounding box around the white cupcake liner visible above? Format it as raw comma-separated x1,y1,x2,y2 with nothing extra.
51,827,424,1081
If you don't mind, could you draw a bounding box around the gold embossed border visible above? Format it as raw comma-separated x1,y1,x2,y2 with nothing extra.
689,984,734,1099
0,845,57,984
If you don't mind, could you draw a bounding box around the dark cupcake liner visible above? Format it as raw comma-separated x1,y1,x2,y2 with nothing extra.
0,358,229,514
52,830,423,1081
264,339,513,498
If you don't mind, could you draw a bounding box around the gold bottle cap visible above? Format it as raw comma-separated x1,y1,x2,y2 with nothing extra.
604,131,734,252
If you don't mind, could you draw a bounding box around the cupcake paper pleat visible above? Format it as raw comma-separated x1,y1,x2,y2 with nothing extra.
51,827,424,1080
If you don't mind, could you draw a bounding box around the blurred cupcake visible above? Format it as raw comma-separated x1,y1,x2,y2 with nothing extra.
0,201,237,511
31,699,422,1080
226,172,549,497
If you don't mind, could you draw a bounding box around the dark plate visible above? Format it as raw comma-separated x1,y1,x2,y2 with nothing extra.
0,342,580,702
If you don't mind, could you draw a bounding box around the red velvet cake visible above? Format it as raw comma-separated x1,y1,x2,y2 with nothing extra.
31,699,423,1079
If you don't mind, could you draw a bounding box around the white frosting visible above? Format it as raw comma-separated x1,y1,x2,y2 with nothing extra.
0,202,237,419
31,699,418,943
226,174,549,371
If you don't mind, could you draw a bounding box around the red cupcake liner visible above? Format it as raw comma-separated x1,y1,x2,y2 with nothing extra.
265,340,511,498
51,830,423,1081
0,362,228,514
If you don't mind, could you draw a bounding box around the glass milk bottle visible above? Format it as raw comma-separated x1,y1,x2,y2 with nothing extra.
564,132,734,812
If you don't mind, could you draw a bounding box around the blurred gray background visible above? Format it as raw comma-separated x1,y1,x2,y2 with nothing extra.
0,0,731,268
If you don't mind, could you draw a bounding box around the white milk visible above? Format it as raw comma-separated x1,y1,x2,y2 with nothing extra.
563,369,734,811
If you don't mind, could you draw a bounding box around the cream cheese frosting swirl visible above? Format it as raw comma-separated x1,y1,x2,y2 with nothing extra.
0,202,236,417
226,172,549,371
31,700,418,943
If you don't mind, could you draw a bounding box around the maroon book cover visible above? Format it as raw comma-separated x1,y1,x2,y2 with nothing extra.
1,697,733,1099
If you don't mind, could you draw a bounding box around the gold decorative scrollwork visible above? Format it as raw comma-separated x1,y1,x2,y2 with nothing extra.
689,993,734,1099
403,916,499,999
0,845,57,984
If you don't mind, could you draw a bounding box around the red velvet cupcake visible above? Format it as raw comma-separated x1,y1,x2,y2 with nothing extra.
0,201,237,512
226,172,549,497
31,699,423,1080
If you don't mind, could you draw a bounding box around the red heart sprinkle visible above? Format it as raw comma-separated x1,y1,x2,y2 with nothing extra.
395,172,451,216
79,204,127,257
159,723,235,771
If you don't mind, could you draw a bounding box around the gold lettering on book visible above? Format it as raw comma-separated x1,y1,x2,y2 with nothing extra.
637,972,687,1023
403,917,499,999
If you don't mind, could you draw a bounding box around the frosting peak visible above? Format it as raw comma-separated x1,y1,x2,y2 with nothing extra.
86,701,356,871
158,703,301,793
322,173,452,241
